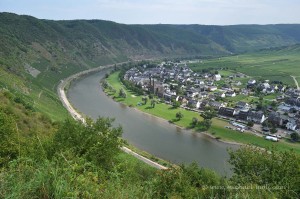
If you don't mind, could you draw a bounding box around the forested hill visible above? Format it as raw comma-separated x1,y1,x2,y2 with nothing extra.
0,12,227,75
1,12,300,120
175,24,300,52
1,12,300,77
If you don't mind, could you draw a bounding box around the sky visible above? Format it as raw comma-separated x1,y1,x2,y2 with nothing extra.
1,0,300,25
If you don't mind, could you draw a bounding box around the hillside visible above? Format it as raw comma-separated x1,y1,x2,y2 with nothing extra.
0,12,229,81
177,24,300,52
188,44,300,86
1,12,300,120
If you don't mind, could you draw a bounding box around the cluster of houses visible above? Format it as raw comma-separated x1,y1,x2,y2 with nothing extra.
124,64,234,100
247,79,286,94
124,63,300,134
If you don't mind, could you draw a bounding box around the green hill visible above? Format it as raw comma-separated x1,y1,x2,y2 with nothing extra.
188,44,300,86
177,24,300,52
1,12,300,119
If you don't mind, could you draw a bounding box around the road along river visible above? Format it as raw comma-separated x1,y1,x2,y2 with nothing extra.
67,68,238,175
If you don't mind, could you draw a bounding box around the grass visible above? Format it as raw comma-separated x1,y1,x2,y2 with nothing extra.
124,144,172,168
0,68,68,121
106,72,203,128
225,95,249,103
296,76,300,86
264,93,279,100
209,118,300,153
106,71,300,153
116,151,158,172
218,70,235,77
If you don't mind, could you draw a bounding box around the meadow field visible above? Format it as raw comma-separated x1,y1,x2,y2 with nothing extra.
188,45,300,86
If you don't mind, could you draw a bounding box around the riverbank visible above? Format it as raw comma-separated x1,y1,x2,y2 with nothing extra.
57,63,168,170
104,71,300,153
103,79,242,147
129,100,243,146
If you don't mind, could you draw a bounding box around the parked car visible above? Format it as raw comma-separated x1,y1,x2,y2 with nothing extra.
265,136,279,142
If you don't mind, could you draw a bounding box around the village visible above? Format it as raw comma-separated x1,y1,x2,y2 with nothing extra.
123,61,300,142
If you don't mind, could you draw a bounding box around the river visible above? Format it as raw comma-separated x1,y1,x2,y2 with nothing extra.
67,68,238,175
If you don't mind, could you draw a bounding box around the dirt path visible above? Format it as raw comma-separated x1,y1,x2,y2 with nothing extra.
38,90,43,99
121,147,168,170
291,75,299,89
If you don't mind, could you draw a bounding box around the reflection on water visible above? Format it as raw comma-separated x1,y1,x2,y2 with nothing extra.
67,69,238,176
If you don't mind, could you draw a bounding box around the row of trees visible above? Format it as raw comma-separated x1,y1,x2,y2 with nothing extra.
142,96,156,108
118,68,144,95
102,80,116,94
119,88,127,98
191,107,216,131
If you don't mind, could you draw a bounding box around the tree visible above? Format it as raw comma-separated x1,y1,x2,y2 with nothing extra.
111,88,116,94
228,146,300,198
0,110,18,167
176,87,183,96
199,119,212,131
102,80,108,89
172,100,181,109
151,99,156,108
270,127,277,134
270,101,277,108
291,132,299,142
142,97,148,105
256,102,263,111
200,107,216,120
119,88,127,98
52,117,124,169
191,117,198,127
176,112,183,121
247,121,254,128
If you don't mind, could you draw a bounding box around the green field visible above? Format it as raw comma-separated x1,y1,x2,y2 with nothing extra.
105,72,203,128
189,45,300,86
209,119,300,153
106,71,300,153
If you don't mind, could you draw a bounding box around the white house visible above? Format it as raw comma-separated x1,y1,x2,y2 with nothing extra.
226,91,236,97
208,86,218,91
187,100,201,109
262,83,270,89
219,92,226,98
214,74,221,81
248,79,256,85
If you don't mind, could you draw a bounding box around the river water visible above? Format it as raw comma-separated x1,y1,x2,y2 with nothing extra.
67,69,238,175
